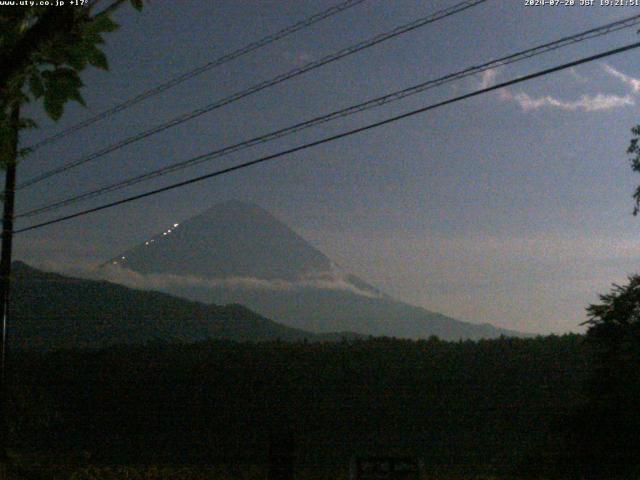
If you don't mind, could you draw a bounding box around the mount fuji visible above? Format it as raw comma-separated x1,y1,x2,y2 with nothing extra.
102,201,526,340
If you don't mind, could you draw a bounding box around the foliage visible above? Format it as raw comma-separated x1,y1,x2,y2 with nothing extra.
0,0,144,167
566,277,640,478
627,125,640,214
8,334,587,477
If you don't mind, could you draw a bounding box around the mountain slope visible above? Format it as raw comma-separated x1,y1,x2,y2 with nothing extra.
107,201,333,281
10,262,353,350
104,201,527,340
159,283,523,340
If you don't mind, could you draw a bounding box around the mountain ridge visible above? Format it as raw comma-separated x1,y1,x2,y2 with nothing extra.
10,261,360,350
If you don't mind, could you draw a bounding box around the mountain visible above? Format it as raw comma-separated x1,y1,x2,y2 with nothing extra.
10,262,356,350
107,201,334,281
103,201,527,340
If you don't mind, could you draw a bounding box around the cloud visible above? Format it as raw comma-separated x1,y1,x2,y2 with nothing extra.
501,90,634,112
491,64,636,113
478,68,498,89
73,265,383,300
603,64,640,93
568,68,588,84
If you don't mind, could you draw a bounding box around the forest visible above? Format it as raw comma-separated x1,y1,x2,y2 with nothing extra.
3,272,640,480
4,334,590,479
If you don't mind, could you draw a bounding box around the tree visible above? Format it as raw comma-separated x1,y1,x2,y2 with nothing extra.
627,125,640,215
565,125,640,478
570,278,640,479
0,1,144,476
0,0,144,136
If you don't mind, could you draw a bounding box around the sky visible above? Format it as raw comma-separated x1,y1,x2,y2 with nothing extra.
13,0,640,334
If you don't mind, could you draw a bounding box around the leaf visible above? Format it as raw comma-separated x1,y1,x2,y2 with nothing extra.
19,118,37,130
130,0,143,11
49,67,84,91
37,65,90,120
81,31,104,46
28,73,44,99
64,44,89,71
87,48,108,71
89,14,119,34
69,89,86,107
43,93,64,121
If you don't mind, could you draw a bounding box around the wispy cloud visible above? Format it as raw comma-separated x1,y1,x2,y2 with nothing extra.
73,265,384,300
501,91,634,112
478,68,498,89
487,64,634,113
603,64,640,93
568,67,588,84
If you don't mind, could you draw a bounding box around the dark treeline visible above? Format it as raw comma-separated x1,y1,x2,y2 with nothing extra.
8,334,588,477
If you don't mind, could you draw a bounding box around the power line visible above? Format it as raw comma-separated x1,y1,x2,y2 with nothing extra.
16,0,488,191
16,12,640,219
23,0,368,153
15,40,640,235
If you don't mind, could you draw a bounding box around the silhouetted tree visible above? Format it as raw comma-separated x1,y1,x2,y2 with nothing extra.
571,277,640,478
628,125,640,215
0,3,145,475
1,0,146,162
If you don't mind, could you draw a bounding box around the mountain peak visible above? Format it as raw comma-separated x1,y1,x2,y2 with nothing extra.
109,201,331,281
195,200,270,219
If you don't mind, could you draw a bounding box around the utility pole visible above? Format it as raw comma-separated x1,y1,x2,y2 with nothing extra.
0,102,20,476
